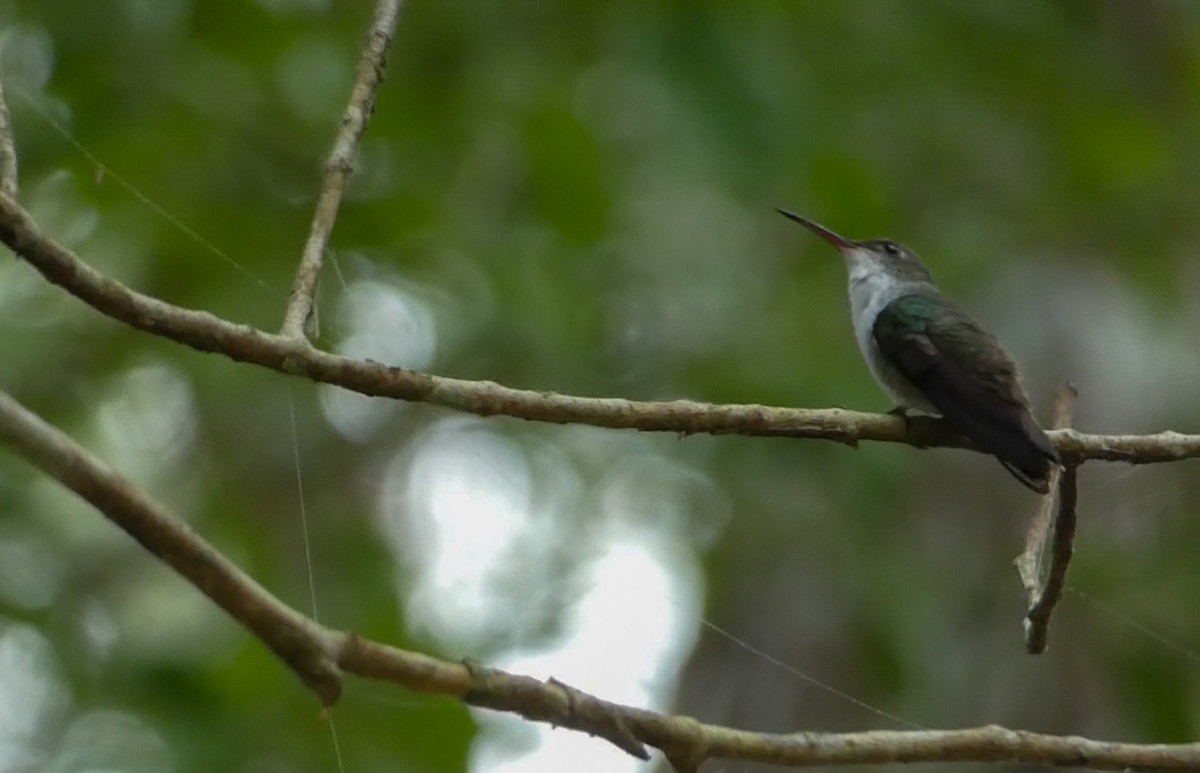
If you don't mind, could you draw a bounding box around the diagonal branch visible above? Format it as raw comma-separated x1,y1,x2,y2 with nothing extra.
280,0,405,340
0,388,344,705
1015,383,1079,653
1,384,1198,771
0,192,1199,465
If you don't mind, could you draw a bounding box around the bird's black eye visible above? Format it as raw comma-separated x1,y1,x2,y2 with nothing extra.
883,242,901,257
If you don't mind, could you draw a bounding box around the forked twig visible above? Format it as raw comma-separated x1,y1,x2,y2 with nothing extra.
280,0,404,339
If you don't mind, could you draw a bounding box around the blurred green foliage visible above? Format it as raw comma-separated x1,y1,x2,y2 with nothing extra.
1,1,1199,771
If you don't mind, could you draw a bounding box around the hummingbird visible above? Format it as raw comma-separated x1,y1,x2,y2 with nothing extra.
777,209,1060,493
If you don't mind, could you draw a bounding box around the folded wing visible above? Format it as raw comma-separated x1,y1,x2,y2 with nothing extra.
873,294,1060,492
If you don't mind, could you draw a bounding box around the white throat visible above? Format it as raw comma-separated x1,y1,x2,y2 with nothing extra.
843,247,917,330
841,246,935,411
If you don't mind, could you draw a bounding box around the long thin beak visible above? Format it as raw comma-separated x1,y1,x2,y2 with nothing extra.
776,208,854,250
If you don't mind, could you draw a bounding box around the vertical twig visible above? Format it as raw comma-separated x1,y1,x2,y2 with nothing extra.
1014,382,1079,653
1024,463,1077,652
0,79,20,198
280,0,404,340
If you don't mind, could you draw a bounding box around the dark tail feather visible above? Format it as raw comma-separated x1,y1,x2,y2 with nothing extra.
996,411,1060,493
961,413,1058,493
986,418,1059,493
998,458,1052,494
930,389,1060,494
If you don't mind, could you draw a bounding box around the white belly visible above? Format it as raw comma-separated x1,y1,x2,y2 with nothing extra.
848,270,937,413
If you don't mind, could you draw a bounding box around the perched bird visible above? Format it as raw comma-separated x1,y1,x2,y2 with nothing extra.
778,209,1060,492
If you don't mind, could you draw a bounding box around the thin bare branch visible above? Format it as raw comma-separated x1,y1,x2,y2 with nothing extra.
281,0,405,340
1025,464,1078,652
0,79,19,197
1,192,1199,466
0,389,343,705
349,640,1200,770
1,386,1197,770
1015,383,1080,653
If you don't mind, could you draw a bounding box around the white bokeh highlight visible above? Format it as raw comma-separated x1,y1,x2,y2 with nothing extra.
321,278,439,442
376,415,705,772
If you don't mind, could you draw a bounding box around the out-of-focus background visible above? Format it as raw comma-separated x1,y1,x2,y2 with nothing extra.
1,2,1198,771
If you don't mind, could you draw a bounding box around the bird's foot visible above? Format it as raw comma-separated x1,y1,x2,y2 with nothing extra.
886,405,939,449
